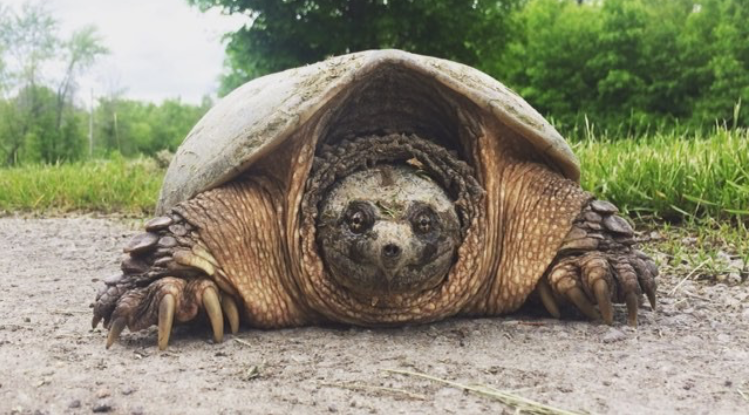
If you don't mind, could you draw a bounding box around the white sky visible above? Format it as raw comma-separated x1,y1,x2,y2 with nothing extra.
4,0,248,105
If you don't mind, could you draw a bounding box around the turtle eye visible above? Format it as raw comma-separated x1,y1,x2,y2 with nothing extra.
344,202,374,234
412,207,436,234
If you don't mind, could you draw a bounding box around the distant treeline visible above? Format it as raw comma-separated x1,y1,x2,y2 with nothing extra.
2,0,748,167
196,0,749,137
0,2,210,166
0,87,210,166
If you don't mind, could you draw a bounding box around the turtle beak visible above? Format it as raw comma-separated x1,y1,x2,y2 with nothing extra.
372,221,411,282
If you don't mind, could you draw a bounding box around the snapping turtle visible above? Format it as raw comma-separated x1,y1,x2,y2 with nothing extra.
93,50,657,350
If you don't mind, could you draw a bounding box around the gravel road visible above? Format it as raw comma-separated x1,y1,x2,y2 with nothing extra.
1,217,747,414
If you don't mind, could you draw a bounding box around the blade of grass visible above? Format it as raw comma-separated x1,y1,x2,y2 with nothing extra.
320,381,428,400
383,368,585,415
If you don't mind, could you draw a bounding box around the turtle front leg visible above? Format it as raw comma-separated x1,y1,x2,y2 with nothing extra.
537,199,658,326
94,179,309,350
92,212,241,350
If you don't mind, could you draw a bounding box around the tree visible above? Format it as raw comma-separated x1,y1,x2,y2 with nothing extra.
684,0,749,127
189,0,523,94
0,5,8,91
0,1,106,165
94,96,211,157
0,1,58,164
51,26,107,161
501,0,749,134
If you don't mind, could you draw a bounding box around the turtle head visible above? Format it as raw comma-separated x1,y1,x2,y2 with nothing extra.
317,165,461,297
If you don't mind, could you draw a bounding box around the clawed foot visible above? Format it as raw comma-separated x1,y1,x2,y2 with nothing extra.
92,214,241,350
100,277,240,350
537,200,658,326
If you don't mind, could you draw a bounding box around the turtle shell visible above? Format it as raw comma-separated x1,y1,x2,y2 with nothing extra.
157,49,579,214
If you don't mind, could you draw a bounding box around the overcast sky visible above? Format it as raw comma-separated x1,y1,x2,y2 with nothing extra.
4,0,248,105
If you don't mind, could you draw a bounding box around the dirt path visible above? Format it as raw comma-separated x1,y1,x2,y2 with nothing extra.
0,217,747,415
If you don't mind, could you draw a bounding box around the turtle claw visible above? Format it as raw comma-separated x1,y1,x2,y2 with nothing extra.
593,280,614,325
625,293,639,327
537,278,561,319
92,314,102,330
106,318,126,349
567,286,601,321
158,293,176,350
646,289,657,311
203,287,224,343
221,295,240,334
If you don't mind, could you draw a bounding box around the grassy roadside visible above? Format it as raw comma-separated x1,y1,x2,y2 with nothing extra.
573,127,749,276
575,127,749,222
0,156,164,215
1,129,747,221
638,219,747,283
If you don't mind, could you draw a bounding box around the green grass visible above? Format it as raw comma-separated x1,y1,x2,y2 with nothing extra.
575,127,749,222
640,219,748,278
0,156,164,215
573,126,749,276
1,128,747,225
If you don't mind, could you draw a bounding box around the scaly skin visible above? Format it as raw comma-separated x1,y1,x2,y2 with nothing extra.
93,132,657,349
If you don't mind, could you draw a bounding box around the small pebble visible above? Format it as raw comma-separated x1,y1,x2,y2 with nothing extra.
96,388,111,398
681,236,697,245
729,258,745,271
92,400,113,413
727,273,742,285
648,231,662,240
68,400,81,409
602,328,627,343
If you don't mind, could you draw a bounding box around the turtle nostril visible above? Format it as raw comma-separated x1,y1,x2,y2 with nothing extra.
382,243,402,259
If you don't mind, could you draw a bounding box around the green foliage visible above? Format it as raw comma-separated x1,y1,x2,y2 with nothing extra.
501,0,749,135
576,127,749,222
0,2,208,166
0,156,164,214
0,2,107,166
192,0,749,134
93,97,211,157
0,1,58,87
189,0,523,94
